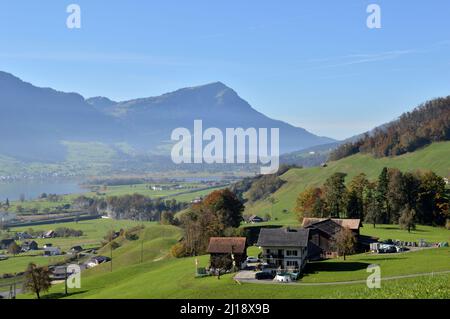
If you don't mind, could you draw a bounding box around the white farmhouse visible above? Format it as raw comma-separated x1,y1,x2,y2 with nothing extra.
256,227,309,273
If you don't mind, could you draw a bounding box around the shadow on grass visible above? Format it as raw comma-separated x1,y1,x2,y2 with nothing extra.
303,261,370,276
41,291,88,299
359,257,407,261
374,226,428,233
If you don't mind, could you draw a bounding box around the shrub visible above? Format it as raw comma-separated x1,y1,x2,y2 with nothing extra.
171,242,188,258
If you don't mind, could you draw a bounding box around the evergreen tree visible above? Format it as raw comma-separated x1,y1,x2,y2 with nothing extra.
323,173,348,218
376,167,390,223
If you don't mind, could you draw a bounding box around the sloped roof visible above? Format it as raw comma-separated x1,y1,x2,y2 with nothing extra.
207,237,247,254
305,219,342,237
257,228,309,247
302,218,362,230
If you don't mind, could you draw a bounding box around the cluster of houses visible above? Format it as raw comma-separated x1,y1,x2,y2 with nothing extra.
206,218,374,278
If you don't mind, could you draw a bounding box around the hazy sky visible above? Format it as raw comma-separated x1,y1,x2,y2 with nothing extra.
1,0,450,139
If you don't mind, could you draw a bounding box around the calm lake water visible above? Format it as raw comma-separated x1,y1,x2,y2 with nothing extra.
0,180,86,201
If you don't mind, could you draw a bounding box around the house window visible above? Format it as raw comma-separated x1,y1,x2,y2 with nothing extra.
286,250,298,256
286,261,298,267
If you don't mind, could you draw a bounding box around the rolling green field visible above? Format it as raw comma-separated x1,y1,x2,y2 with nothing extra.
0,219,154,276
15,222,449,299
244,142,450,225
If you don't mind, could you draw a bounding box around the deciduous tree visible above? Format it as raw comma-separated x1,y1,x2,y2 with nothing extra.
23,263,52,299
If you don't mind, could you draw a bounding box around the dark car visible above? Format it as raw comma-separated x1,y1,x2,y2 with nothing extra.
255,272,274,280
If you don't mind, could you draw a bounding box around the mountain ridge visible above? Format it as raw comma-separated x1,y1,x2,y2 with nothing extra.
0,71,335,173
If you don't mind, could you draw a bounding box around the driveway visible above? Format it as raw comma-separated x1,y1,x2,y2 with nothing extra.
234,270,257,281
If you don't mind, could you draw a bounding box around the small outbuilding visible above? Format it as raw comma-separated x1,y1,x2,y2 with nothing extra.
207,237,247,270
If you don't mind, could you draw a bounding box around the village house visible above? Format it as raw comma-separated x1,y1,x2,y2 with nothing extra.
256,227,309,272
302,218,376,259
44,246,61,256
303,218,346,259
43,230,56,239
70,246,83,254
21,241,38,252
302,218,362,236
207,237,247,269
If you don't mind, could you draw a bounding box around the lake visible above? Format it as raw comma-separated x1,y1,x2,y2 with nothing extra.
0,180,86,201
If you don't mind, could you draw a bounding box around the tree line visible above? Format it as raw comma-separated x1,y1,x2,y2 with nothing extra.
295,168,449,229
330,96,450,161
72,194,188,221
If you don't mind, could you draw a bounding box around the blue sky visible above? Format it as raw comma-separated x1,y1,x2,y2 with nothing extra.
1,0,449,139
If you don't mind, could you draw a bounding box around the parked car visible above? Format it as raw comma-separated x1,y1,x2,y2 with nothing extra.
255,272,274,280
379,244,396,253
246,256,259,263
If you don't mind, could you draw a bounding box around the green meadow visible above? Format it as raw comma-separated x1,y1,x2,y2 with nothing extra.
13,221,449,299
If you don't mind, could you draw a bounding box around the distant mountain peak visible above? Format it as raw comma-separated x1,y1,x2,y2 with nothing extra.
86,96,118,111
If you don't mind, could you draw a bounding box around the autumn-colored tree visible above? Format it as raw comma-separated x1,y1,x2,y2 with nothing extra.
201,189,244,228
331,227,356,260
329,96,450,160
23,263,52,299
178,189,244,256
295,187,325,220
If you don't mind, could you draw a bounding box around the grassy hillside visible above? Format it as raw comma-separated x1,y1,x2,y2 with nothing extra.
0,219,155,276
244,142,450,225
13,223,448,299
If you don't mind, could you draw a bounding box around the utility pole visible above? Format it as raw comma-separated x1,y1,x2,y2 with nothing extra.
64,266,68,295
140,239,144,263
110,242,113,272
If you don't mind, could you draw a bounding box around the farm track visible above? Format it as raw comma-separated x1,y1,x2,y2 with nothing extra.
235,270,450,286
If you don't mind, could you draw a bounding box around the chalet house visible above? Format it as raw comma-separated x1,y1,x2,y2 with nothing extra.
43,230,56,239
302,218,362,236
303,219,344,259
207,237,247,269
0,238,16,250
21,241,38,252
70,246,83,254
302,218,371,259
44,247,61,256
256,227,309,272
